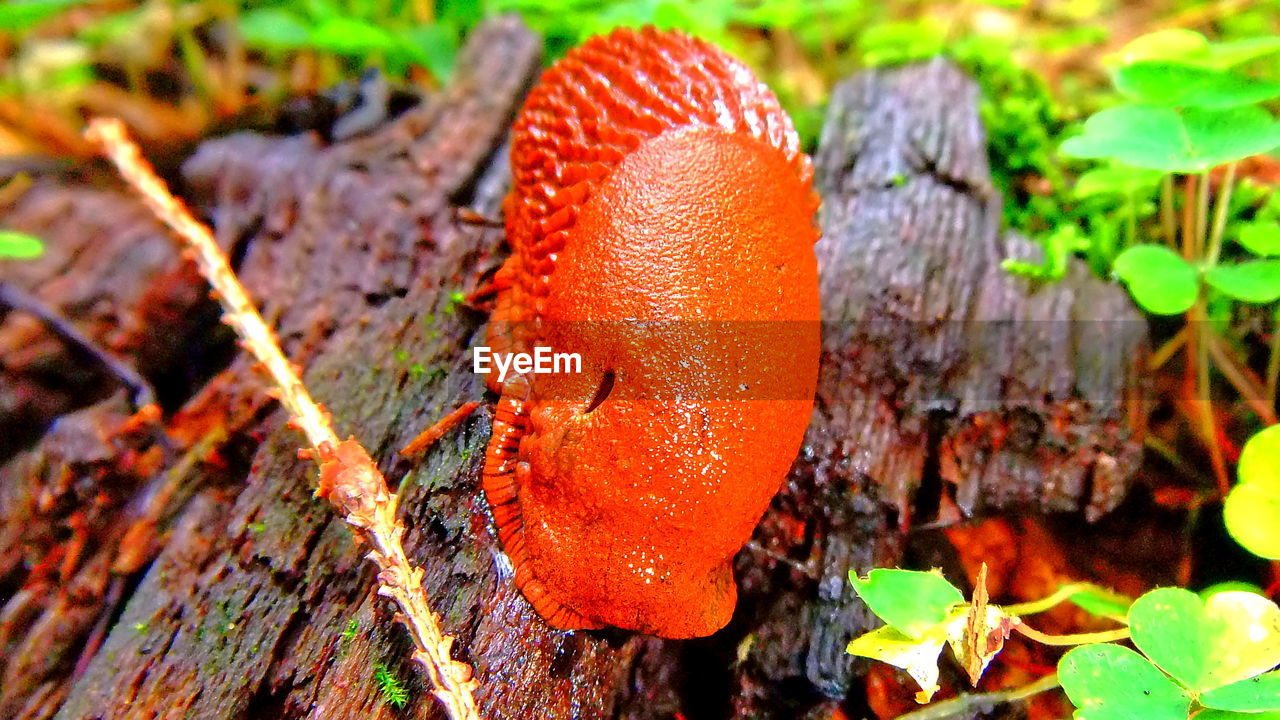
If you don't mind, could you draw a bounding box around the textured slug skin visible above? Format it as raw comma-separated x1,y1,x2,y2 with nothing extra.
481,26,820,638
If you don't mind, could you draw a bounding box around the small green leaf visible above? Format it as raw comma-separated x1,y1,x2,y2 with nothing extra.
1238,222,1280,257
238,8,313,51
1224,483,1280,559
1229,428,1280,556
848,569,963,639
1111,28,1210,66
1201,671,1280,712
1239,425,1280,491
846,624,949,702
1129,588,1212,690
1111,29,1280,69
1061,105,1280,172
1196,711,1280,720
1112,245,1198,315
0,231,44,259
400,23,460,81
1202,36,1280,70
1129,588,1280,693
1201,582,1266,599
1205,261,1280,303
1115,63,1280,108
1068,586,1133,619
1073,166,1163,200
309,17,398,54
1059,643,1190,720
0,0,86,31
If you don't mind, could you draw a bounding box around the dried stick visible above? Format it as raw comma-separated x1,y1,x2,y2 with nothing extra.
84,117,481,720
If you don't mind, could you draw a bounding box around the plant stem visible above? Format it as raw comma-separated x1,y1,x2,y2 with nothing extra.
1183,174,1197,260
891,673,1062,720
1196,170,1211,254
1003,582,1125,620
1193,300,1231,495
1207,162,1237,267
1149,325,1190,371
1125,195,1137,250
1014,623,1130,646
1207,334,1276,424
1161,174,1176,247
1268,313,1280,410
1145,435,1212,488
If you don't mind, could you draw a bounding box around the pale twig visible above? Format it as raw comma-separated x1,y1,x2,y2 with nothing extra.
84,117,480,720
891,672,1062,720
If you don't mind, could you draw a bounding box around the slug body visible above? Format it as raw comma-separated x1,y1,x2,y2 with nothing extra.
483,27,820,638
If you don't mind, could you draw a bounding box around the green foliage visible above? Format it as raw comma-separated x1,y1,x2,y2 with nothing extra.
1201,673,1280,712
0,231,45,259
236,1,463,82
0,0,89,32
1128,588,1280,693
1060,588,1280,719
847,570,1280,718
1205,261,1280,304
1112,244,1198,314
1066,585,1133,620
848,569,964,638
373,663,409,708
843,569,1026,702
1011,27,1280,295
1111,28,1280,70
1114,62,1280,108
1059,643,1191,720
1061,104,1280,173
1238,222,1280,257
1225,425,1280,559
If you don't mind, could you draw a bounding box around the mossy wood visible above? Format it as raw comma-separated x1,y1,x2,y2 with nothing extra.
0,20,1147,720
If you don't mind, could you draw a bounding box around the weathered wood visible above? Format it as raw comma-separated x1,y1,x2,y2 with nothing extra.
709,59,1149,717
0,28,1148,720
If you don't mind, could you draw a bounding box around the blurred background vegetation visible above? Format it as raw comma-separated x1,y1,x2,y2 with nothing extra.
2,1,1278,248
1,1,1276,228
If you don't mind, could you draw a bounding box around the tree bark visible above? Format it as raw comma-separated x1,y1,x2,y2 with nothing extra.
0,22,1147,720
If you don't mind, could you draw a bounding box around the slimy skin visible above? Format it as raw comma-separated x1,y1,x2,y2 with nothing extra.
482,27,820,638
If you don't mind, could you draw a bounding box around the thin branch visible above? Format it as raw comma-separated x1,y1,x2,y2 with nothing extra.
84,117,481,720
1206,162,1237,267
1195,170,1210,256
891,673,1062,720
1193,306,1231,496
1269,316,1280,410
1206,334,1277,424
1160,174,1176,248
1148,324,1190,371
0,280,155,408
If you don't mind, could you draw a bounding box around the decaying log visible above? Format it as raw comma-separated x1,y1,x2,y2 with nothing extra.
0,22,1147,720
713,58,1149,717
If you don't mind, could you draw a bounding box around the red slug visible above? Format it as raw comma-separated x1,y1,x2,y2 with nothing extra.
482,26,820,638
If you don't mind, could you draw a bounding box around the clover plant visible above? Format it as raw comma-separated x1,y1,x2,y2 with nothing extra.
846,569,1280,718
1225,424,1280,559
